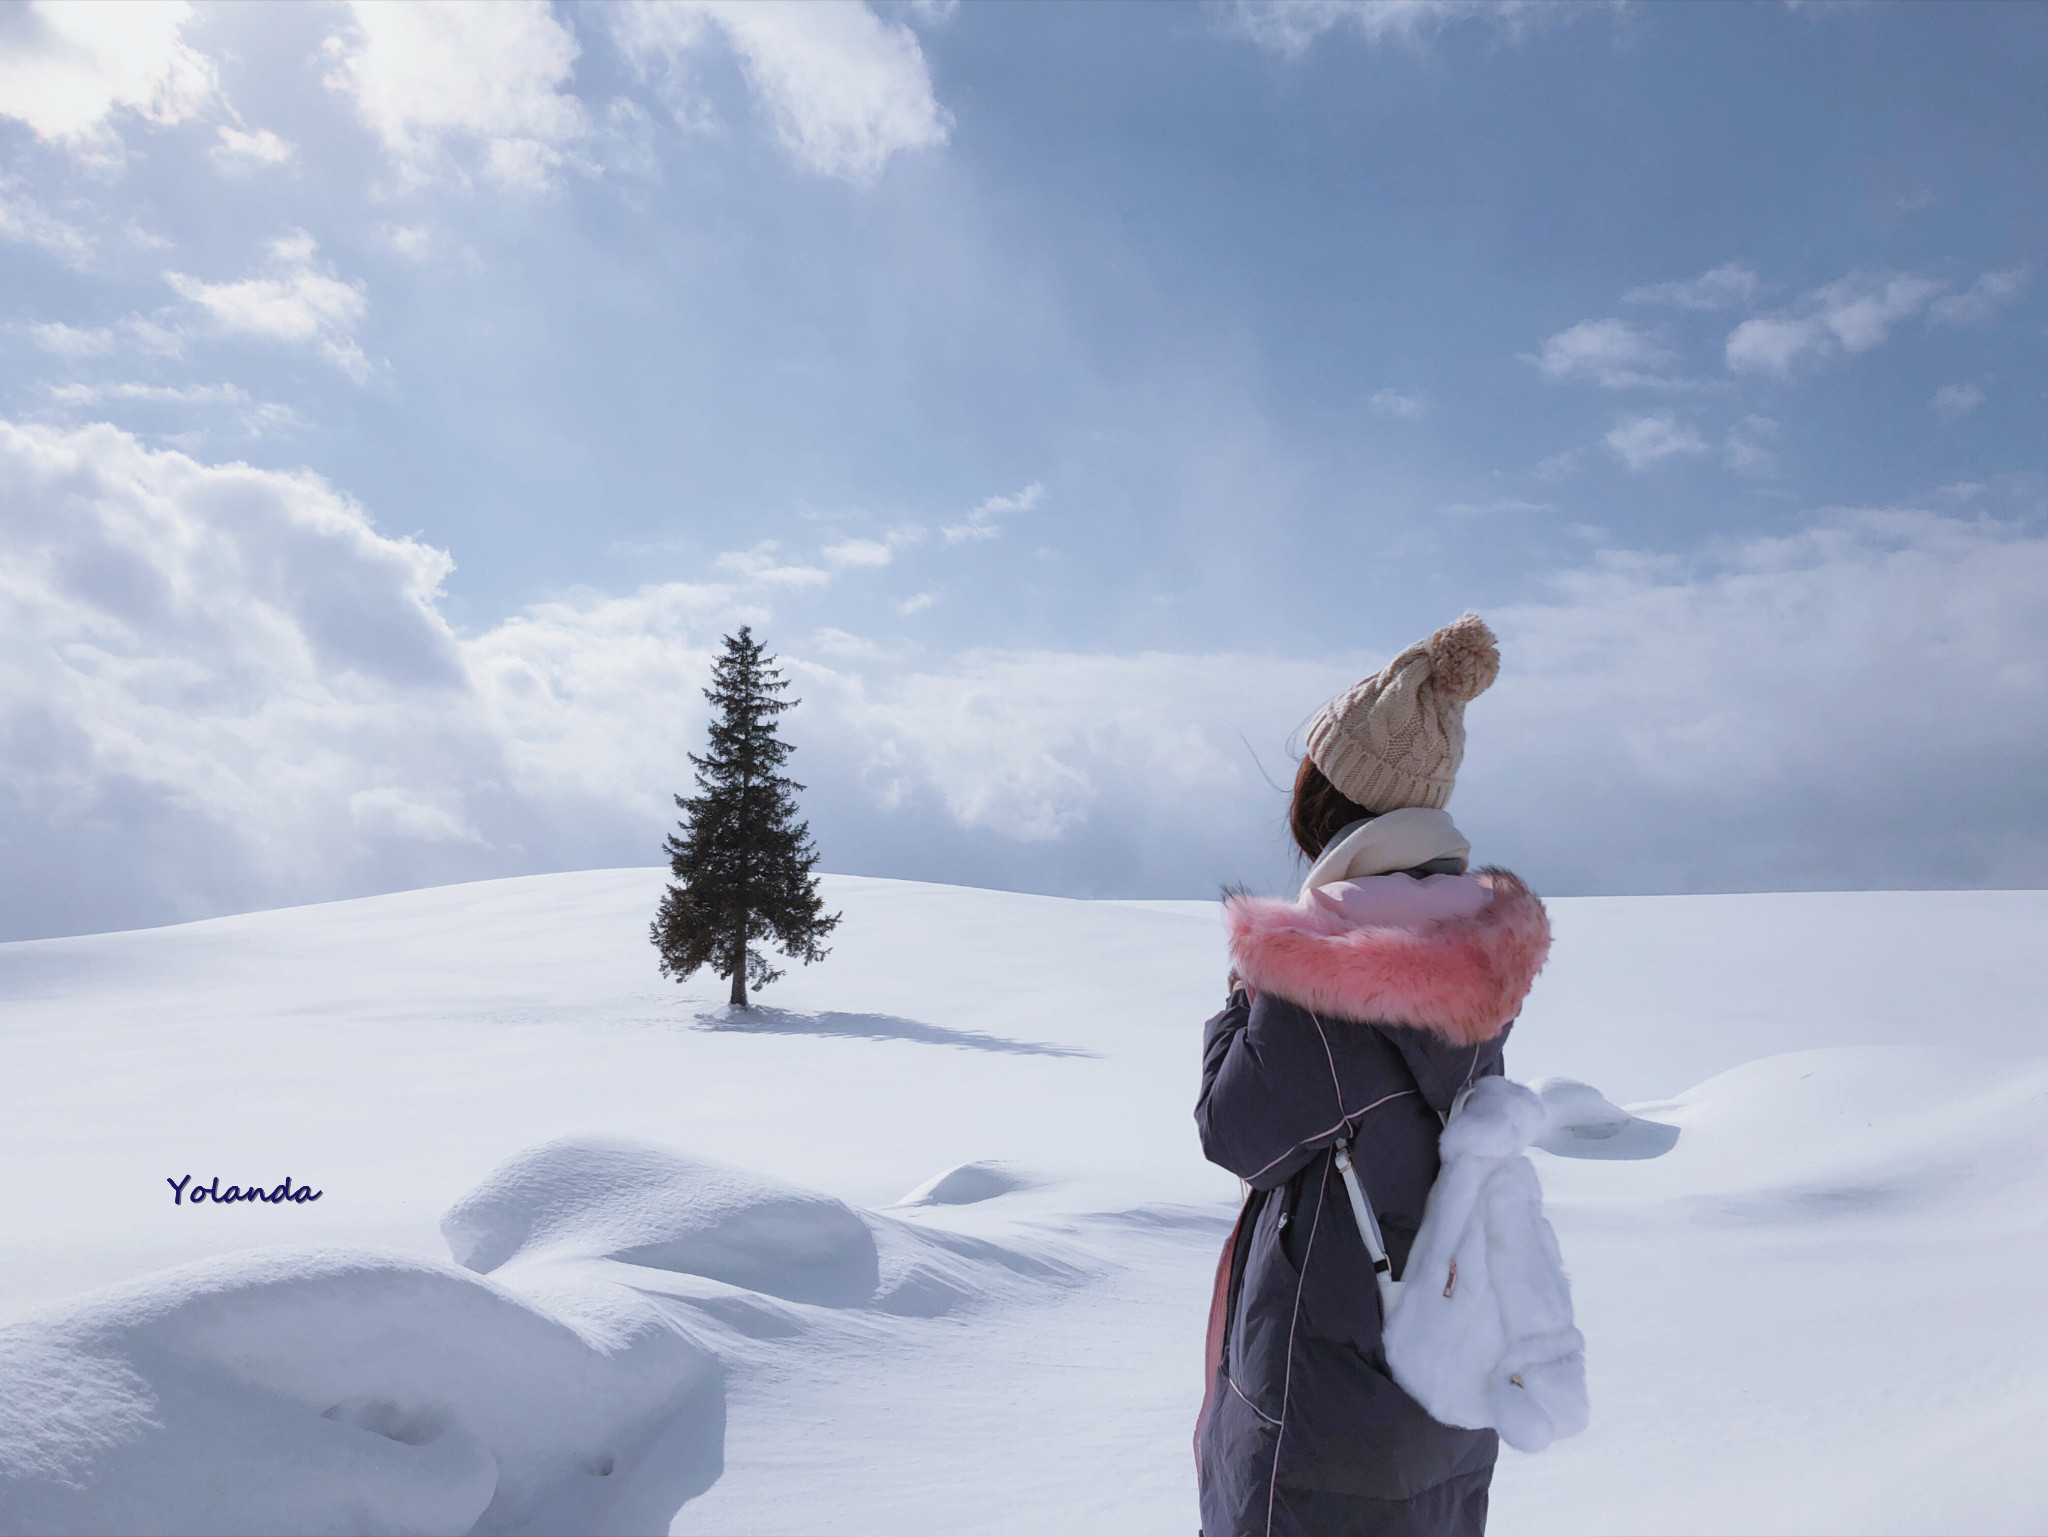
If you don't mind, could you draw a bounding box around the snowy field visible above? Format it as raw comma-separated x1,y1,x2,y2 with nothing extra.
2,870,2045,1535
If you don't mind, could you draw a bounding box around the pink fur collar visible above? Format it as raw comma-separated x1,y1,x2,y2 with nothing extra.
1225,867,1551,1046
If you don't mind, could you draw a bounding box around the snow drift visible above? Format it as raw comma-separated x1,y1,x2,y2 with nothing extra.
443,1137,881,1307
894,1160,1037,1207
0,1126,1065,1536
0,1247,718,1537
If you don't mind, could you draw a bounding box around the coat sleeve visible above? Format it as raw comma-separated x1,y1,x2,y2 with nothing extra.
1197,990,1405,1190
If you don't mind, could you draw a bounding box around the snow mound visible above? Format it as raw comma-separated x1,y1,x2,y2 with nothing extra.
1529,1076,1680,1161
0,1131,1070,1535
1616,1046,2048,1218
894,1160,1037,1206
0,1247,718,1537
443,1136,881,1308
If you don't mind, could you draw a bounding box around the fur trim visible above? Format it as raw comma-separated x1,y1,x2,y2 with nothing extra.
1224,867,1550,1045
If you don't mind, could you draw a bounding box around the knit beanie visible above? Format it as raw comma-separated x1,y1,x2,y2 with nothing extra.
1305,613,1500,813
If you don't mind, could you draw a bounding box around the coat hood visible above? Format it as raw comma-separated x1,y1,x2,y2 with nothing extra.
1225,867,1551,1046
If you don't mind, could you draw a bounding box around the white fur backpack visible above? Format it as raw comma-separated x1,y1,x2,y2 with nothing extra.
1333,1075,1589,1454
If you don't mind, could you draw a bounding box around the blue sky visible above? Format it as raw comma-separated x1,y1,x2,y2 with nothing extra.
2,0,2044,939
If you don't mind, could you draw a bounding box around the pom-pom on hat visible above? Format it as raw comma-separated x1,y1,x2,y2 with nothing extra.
1305,613,1500,813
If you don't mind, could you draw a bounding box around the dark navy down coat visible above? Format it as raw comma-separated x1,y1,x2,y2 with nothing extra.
1194,868,1552,1537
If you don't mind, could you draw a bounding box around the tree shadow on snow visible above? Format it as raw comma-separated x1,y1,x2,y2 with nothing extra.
694,1006,1095,1058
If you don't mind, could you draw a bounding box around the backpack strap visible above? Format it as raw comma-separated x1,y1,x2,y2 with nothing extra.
1311,1008,1460,1311
1331,1137,1402,1315
1336,1074,1486,1316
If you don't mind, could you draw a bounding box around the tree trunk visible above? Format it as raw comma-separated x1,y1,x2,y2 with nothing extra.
729,942,747,1009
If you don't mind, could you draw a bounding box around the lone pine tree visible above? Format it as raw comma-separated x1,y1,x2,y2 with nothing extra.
651,626,840,1009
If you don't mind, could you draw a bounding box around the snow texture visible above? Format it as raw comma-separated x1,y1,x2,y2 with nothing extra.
443,1136,880,1306
1,870,2045,1534
0,1247,720,1536
0,1133,1056,1534
893,1160,1036,1206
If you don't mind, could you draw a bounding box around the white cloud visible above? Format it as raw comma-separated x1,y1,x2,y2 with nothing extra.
42,379,300,438
809,627,887,659
123,315,184,356
1722,414,1779,476
822,537,895,569
0,176,95,266
607,0,951,183
1930,383,1983,419
0,415,773,934
816,648,1335,844
240,401,306,437
377,224,434,261
1604,412,1707,471
1625,262,1760,311
1928,268,2028,327
348,786,483,844
212,124,295,167
1531,319,1682,389
18,313,190,361
1225,0,1555,56
5,418,2046,936
1723,315,1820,378
464,579,744,818
0,417,488,934
1369,388,1427,420
0,0,217,163
1444,499,1551,517
942,482,1042,544
1726,269,1944,377
322,0,589,192
1477,507,2048,892
1816,271,1945,352
22,320,115,356
1,416,1294,922
164,231,372,381
122,217,171,253
898,592,935,615
1532,448,1585,481
813,504,2048,891
48,380,250,406
715,541,831,587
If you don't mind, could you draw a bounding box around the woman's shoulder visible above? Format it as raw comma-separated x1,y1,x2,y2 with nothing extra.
1224,867,1550,1048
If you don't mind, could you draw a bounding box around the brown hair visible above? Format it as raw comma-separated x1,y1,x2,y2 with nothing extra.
1290,755,1374,861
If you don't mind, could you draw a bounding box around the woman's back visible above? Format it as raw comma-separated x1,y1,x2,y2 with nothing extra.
1193,616,1550,1537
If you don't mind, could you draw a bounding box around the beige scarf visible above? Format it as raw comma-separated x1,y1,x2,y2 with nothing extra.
1299,806,1472,897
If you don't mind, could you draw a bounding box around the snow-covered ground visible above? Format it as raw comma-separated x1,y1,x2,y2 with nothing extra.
2,870,2044,1534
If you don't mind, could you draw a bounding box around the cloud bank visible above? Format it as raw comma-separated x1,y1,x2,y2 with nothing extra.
1476,508,2048,893
3,419,2043,939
